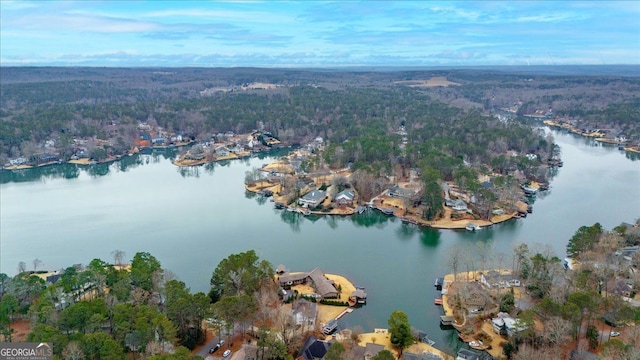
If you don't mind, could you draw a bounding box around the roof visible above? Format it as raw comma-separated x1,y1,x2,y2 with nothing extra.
364,343,385,357
278,272,308,285
302,190,326,201
294,299,318,319
335,189,355,200
456,349,480,360
308,268,338,298
351,289,367,298
297,336,330,360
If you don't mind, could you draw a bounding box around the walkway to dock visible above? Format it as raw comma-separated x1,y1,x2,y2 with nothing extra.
334,307,353,320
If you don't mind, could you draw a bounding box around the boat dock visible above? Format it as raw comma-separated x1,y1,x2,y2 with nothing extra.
335,307,353,320
440,315,455,326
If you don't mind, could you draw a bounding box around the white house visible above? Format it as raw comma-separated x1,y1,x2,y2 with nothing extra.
299,190,327,208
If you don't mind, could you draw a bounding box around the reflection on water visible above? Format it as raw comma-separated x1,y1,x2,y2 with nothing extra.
419,229,441,248
279,209,302,232
0,149,183,184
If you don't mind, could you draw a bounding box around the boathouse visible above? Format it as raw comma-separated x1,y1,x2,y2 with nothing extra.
349,289,367,306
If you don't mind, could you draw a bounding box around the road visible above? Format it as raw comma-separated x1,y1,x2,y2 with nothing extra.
194,335,222,359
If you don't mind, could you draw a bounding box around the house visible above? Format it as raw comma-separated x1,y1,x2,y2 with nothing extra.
308,268,338,298
278,272,308,287
293,299,318,327
456,349,480,360
492,313,526,337
451,199,468,212
491,313,508,334
388,185,417,199
278,268,338,299
480,270,519,288
404,352,442,360
299,190,327,208
335,189,355,206
215,146,230,157
607,278,633,298
152,135,165,145
364,343,385,360
296,336,330,360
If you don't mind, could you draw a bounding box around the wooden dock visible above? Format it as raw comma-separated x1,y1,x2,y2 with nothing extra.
335,307,353,320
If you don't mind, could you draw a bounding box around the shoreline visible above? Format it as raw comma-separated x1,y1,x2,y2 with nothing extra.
245,182,520,230
440,270,513,359
2,141,196,171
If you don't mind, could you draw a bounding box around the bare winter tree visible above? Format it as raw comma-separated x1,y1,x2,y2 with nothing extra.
32,258,42,272
17,261,26,274
111,250,125,269
62,342,84,360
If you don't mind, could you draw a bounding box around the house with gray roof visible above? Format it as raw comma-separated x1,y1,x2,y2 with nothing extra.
277,268,338,299
335,189,355,206
364,343,385,360
299,190,327,208
481,270,520,288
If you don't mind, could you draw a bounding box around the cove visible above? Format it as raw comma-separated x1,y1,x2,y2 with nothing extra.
1,130,638,355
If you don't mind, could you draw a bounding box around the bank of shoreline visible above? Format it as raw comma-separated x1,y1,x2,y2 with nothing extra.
245,181,522,230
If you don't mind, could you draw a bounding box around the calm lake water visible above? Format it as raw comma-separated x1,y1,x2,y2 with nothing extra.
1,129,638,355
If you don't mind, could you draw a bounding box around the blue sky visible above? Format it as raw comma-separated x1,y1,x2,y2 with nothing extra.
1,1,639,67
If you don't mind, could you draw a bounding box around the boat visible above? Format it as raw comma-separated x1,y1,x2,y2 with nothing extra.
465,223,481,231
434,298,443,305
469,340,489,350
356,205,366,214
434,277,444,290
286,206,295,212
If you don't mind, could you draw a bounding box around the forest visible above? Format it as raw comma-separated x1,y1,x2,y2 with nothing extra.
1,66,639,169
1,221,639,360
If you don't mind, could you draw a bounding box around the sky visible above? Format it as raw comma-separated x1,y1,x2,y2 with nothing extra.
1,1,639,67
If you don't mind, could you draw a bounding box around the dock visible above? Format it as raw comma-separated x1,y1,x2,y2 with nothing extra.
440,315,455,326
334,308,353,320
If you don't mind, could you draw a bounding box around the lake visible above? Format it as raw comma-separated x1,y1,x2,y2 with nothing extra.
1,129,638,356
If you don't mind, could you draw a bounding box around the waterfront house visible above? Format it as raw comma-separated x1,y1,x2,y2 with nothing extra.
456,349,480,360
215,146,230,157
278,268,338,299
364,343,385,360
308,268,338,298
152,135,166,145
451,199,468,212
296,336,330,360
299,190,327,208
335,189,355,206
293,299,318,327
278,272,308,287
388,185,417,199
480,270,519,288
